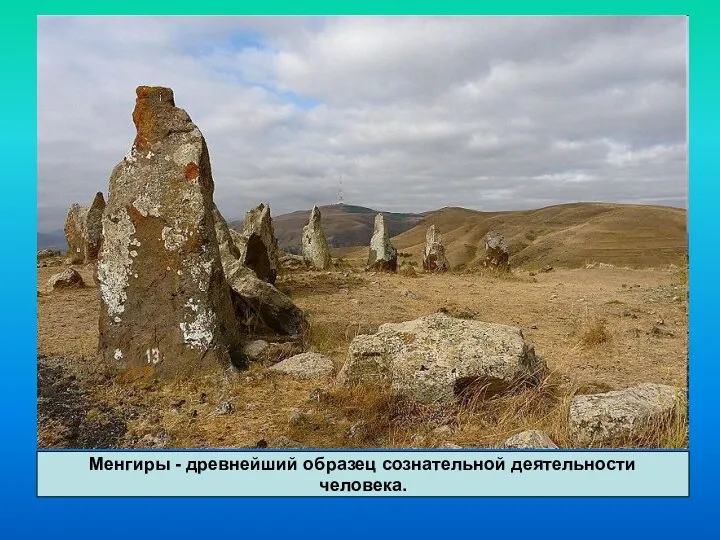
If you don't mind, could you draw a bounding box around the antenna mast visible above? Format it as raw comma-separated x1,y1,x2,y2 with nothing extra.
338,176,345,205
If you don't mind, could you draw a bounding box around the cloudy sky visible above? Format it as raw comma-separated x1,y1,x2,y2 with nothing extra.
37,15,687,232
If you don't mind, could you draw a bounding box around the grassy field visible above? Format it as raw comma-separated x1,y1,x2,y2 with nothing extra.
37,256,688,450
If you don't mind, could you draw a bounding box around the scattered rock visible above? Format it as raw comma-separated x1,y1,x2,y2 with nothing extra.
502,429,558,448
97,86,245,376
271,436,307,448
400,289,419,300
422,225,450,272
439,442,462,449
347,420,367,439
651,325,675,338
302,206,333,270
214,402,235,415
338,313,547,404
38,249,61,259
279,253,307,271
243,340,269,362
288,411,309,427
269,352,334,379
47,268,85,290
483,231,510,271
569,383,685,445
539,265,553,273
308,388,326,403
367,214,397,272
138,432,170,448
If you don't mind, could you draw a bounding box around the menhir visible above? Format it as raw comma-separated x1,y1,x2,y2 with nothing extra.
64,192,105,264
96,86,245,377
367,213,397,272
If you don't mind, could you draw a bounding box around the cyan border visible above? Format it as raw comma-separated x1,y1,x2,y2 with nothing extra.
0,3,712,538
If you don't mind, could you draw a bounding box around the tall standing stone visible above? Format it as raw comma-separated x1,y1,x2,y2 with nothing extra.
302,206,332,270
367,213,397,272
97,86,245,377
234,203,280,284
483,230,510,271
64,192,106,264
422,225,449,272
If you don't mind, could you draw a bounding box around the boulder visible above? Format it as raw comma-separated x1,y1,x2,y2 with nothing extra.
231,274,306,336
422,225,449,272
503,429,558,448
367,213,397,272
48,268,85,290
260,342,303,364
243,340,269,362
63,192,106,264
569,383,685,446
483,230,510,270
279,253,308,271
233,203,280,284
213,206,305,336
97,86,246,377
338,313,546,404
269,352,334,379
302,206,333,270
38,249,61,259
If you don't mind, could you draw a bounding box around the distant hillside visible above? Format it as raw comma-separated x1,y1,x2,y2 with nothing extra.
37,230,66,252
233,204,426,254
344,203,687,269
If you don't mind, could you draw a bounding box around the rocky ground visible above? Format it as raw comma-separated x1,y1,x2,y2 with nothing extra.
37,258,688,450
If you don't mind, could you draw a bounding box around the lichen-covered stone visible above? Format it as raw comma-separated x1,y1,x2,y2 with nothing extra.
338,313,546,404
231,274,306,336
233,203,280,284
279,253,308,271
243,340,270,362
367,214,397,272
569,383,685,446
47,268,85,290
63,192,106,264
301,206,333,270
214,205,305,336
268,352,334,379
483,231,510,270
502,429,558,449
97,86,245,377
38,249,62,260
422,225,449,272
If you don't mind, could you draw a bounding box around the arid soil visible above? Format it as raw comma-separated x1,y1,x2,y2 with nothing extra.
37,260,687,450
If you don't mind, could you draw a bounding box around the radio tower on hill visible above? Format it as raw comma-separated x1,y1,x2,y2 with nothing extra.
337,176,345,206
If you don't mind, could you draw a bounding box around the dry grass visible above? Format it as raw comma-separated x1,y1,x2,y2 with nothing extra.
398,265,419,278
579,317,611,347
37,260,688,450
342,203,686,270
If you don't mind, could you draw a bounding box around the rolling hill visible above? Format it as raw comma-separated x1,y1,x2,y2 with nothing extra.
342,202,687,269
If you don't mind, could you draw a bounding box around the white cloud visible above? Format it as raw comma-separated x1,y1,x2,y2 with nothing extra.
37,15,687,231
